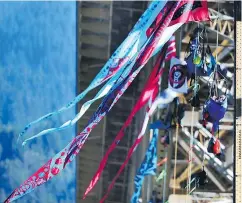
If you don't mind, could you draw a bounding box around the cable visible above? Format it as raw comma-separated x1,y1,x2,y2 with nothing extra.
215,1,220,98
216,2,220,62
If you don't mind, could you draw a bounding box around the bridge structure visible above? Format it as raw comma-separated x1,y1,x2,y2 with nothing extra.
76,1,237,203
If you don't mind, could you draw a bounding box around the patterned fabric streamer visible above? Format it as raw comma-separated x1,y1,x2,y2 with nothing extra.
131,129,158,203
156,169,167,182
100,1,210,201
157,157,168,167
166,35,176,60
148,0,209,57
4,1,179,202
22,59,132,145
18,0,167,142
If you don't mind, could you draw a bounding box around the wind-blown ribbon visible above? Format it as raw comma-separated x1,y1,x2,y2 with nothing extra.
157,157,168,167
100,1,210,201
131,129,158,203
4,1,183,202
18,0,168,142
21,61,132,145
156,169,167,183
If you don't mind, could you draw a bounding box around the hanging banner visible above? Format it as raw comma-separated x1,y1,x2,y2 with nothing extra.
18,0,168,142
131,129,158,203
168,57,188,94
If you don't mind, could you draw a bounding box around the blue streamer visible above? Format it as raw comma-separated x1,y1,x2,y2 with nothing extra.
131,128,158,203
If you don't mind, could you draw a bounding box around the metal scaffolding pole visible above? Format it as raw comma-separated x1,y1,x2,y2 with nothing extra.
234,1,242,203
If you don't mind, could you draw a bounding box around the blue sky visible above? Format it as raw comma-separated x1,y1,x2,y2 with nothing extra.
0,2,76,202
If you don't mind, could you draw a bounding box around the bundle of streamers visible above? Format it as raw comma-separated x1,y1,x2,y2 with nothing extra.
5,0,209,202
19,0,166,144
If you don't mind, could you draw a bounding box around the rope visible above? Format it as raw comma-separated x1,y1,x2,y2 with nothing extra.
187,22,201,195
214,0,220,98
173,123,179,194
216,1,220,62
188,106,195,194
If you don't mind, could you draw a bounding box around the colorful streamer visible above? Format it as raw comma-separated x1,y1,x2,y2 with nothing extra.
4,1,181,202
157,157,168,167
100,1,210,201
156,170,167,183
150,120,170,130
22,60,132,145
18,0,168,142
131,129,158,203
